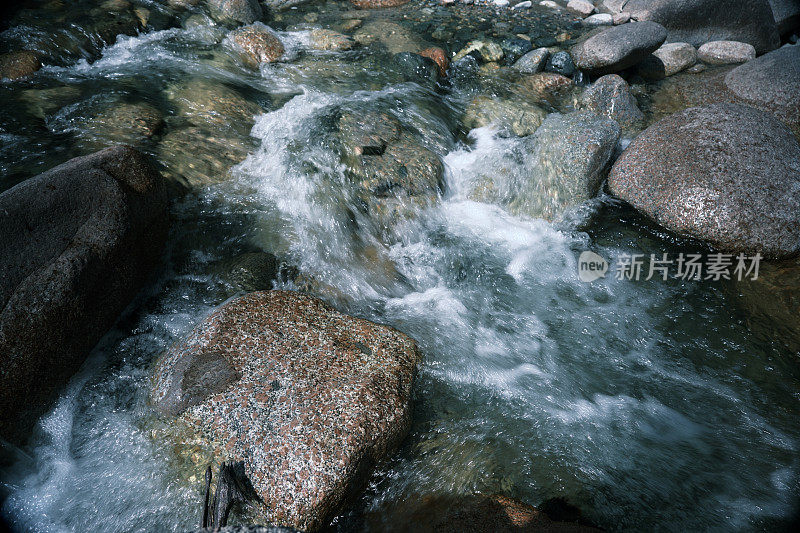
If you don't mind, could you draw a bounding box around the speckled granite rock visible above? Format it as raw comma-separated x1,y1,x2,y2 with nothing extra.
609,0,779,54
578,74,644,130
0,146,168,444
370,493,601,532
608,103,800,258
697,40,756,65
769,0,800,35
186,527,299,533
229,24,285,68
76,101,164,150
0,50,41,80
570,22,667,75
510,111,620,220
463,95,547,137
151,290,421,531
208,0,263,25
724,44,800,137
638,42,697,78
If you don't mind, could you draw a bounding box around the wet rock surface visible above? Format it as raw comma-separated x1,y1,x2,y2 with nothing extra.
570,22,667,75
0,146,168,444
638,42,697,78
724,44,800,137
608,103,800,258
510,111,620,220
229,23,285,68
151,290,421,531
0,50,41,80
463,95,547,137
208,0,263,26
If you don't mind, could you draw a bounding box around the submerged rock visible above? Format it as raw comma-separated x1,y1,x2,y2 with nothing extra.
159,126,255,190
166,78,266,134
77,101,165,149
697,40,756,65
512,72,575,107
151,290,421,531
229,23,285,68
510,111,620,220
571,22,667,75
463,95,547,137
605,0,779,54
0,146,168,444
724,44,800,137
350,0,410,8
0,51,41,80
370,493,601,532
608,103,800,258
393,52,440,83
309,29,355,51
353,21,425,54
578,74,645,130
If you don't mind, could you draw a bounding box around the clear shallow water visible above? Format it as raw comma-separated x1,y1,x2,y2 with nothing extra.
2,5,800,532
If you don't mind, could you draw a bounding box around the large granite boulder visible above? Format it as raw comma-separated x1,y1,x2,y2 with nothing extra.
724,44,800,137
608,103,800,258
608,0,780,54
0,146,168,443
570,22,667,76
151,290,421,532
510,111,621,220
769,0,800,36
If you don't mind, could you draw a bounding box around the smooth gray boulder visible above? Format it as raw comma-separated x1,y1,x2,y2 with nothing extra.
0,146,169,443
724,44,800,137
608,104,800,258
614,0,780,54
571,22,667,75
697,40,756,65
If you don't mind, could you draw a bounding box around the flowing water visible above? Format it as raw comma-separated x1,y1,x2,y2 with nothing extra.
1,2,799,532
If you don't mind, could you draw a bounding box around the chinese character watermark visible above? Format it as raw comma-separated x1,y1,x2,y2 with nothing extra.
578,252,761,282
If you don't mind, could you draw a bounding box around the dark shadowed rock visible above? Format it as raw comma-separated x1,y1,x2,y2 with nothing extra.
208,0,263,25
615,0,780,54
393,52,440,83
769,0,800,36
0,146,168,443
419,47,450,77
186,527,300,533
579,74,645,130
545,51,576,76
369,493,601,532
724,44,800,137
151,290,420,531
608,103,800,258
570,22,667,75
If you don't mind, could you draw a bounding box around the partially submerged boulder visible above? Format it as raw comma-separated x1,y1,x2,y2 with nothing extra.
208,0,263,26
570,22,667,76
0,146,168,443
510,111,620,220
463,95,547,137
229,23,285,68
697,40,756,65
151,290,421,531
578,74,645,131
608,103,800,258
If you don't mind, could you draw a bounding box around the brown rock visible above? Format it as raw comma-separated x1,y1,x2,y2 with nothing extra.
229,23,285,68
150,290,421,532
419,47,450,77
309,29,355,51
513,72,574,105
0,146,168,443
0,50,41,80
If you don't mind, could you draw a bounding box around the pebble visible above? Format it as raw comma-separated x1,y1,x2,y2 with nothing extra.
698,40,756,65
